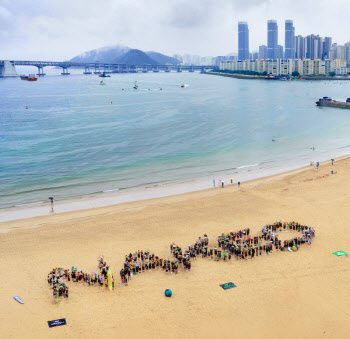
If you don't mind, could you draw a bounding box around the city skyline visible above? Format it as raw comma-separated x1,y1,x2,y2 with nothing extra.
1,0,350,60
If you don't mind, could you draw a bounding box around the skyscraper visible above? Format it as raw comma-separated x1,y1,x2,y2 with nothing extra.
323,37,332,60
267,20,278,59
259,45,268,59
295,35,306,59
306,34,322,59
285,20,295,59
238,21,249,61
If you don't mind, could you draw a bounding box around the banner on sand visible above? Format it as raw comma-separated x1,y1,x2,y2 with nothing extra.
220,282,237,290
48,319,67,328
332,251,348,257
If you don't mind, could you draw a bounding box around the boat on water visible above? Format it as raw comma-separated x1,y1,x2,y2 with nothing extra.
181,84,185,87
133,81,138,89
100,80,106,85
316,97,350,108
99,72,111,78
20,74,37,81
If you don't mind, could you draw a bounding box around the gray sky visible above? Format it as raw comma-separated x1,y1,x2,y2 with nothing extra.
1,0,349,60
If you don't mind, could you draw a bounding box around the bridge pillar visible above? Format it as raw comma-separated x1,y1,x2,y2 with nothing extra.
36,66,46,76
112,65,120,73
61,67,70,75
177,67,182,72
165,67,170,72
83,65,92,74
189,67,194,72
0,61,18,77
104,64,111,73
94,64,101,74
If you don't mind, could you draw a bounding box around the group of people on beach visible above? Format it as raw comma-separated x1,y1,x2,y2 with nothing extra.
213,178,241,188
47,221,315,294
120,221,315,286
120,250,183,285
168,222,314,264
47,256,114,302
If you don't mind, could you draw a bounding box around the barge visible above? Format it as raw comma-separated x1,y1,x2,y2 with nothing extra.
316,97,350,108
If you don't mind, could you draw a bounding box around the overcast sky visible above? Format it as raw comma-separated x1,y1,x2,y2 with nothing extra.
1,0,349,60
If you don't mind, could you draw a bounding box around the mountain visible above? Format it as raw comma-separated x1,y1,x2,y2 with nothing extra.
69,45,181,65
146,51,181,65
113,49,159,65
70,45,130,63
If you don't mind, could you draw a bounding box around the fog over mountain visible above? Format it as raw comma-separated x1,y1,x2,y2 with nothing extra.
70,45,130,63
70,45,181,65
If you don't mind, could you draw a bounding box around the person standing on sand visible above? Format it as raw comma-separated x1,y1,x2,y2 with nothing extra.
238,181,240,188
331,158,334,165
231,178,233,184
222,181,224,188
316,162,319,170
49,197,54,213
213,179,215,187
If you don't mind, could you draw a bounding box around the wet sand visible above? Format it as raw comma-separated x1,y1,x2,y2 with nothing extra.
1,156,350,338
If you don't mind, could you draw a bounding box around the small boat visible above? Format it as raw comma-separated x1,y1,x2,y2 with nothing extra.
20,74,37,81
133,81,138,89
100,81,106,85
181,84,185,87
99,72,111,78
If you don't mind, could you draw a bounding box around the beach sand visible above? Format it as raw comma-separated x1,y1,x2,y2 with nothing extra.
1,157,350,339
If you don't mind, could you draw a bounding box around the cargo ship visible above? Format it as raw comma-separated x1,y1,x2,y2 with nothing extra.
20,74,38,81
316,97,350,108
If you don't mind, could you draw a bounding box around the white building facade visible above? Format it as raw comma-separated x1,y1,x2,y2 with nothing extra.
219,58,346,76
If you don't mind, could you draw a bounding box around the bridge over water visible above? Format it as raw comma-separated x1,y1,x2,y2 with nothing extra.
0,60,215,77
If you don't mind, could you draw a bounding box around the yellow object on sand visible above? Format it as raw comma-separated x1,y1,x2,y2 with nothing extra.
107,270,113,291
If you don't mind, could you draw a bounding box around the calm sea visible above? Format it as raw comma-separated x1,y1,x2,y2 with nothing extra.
1,68,350,210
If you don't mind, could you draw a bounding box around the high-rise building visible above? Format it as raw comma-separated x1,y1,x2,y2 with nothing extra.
238,21,249,61
267,20,278,59
295,35,306,59
277,45,284,59
173,54,183,63
249,52,259,60
306,34,322,59
285,20,295,59
344,42,350,66
259,45,268,59
323,37,332,59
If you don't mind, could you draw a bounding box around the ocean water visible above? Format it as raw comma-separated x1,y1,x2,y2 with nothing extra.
1,69,350,211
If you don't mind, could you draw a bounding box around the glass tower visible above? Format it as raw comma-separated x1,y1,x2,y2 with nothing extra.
267,20,278,59
285,20,295,59
238,22,249,61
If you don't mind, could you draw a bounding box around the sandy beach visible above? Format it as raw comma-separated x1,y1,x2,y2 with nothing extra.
1,156,350,339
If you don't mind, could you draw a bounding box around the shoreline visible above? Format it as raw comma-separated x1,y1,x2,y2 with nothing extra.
205,71,350,81
0,152,346,229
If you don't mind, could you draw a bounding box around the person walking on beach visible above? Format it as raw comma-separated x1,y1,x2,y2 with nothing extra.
238,181,240,188
331,158,334,165
49,197,54,213
316,162,319,170
230,178,233,184
213,179,215,187
222,181,224,188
